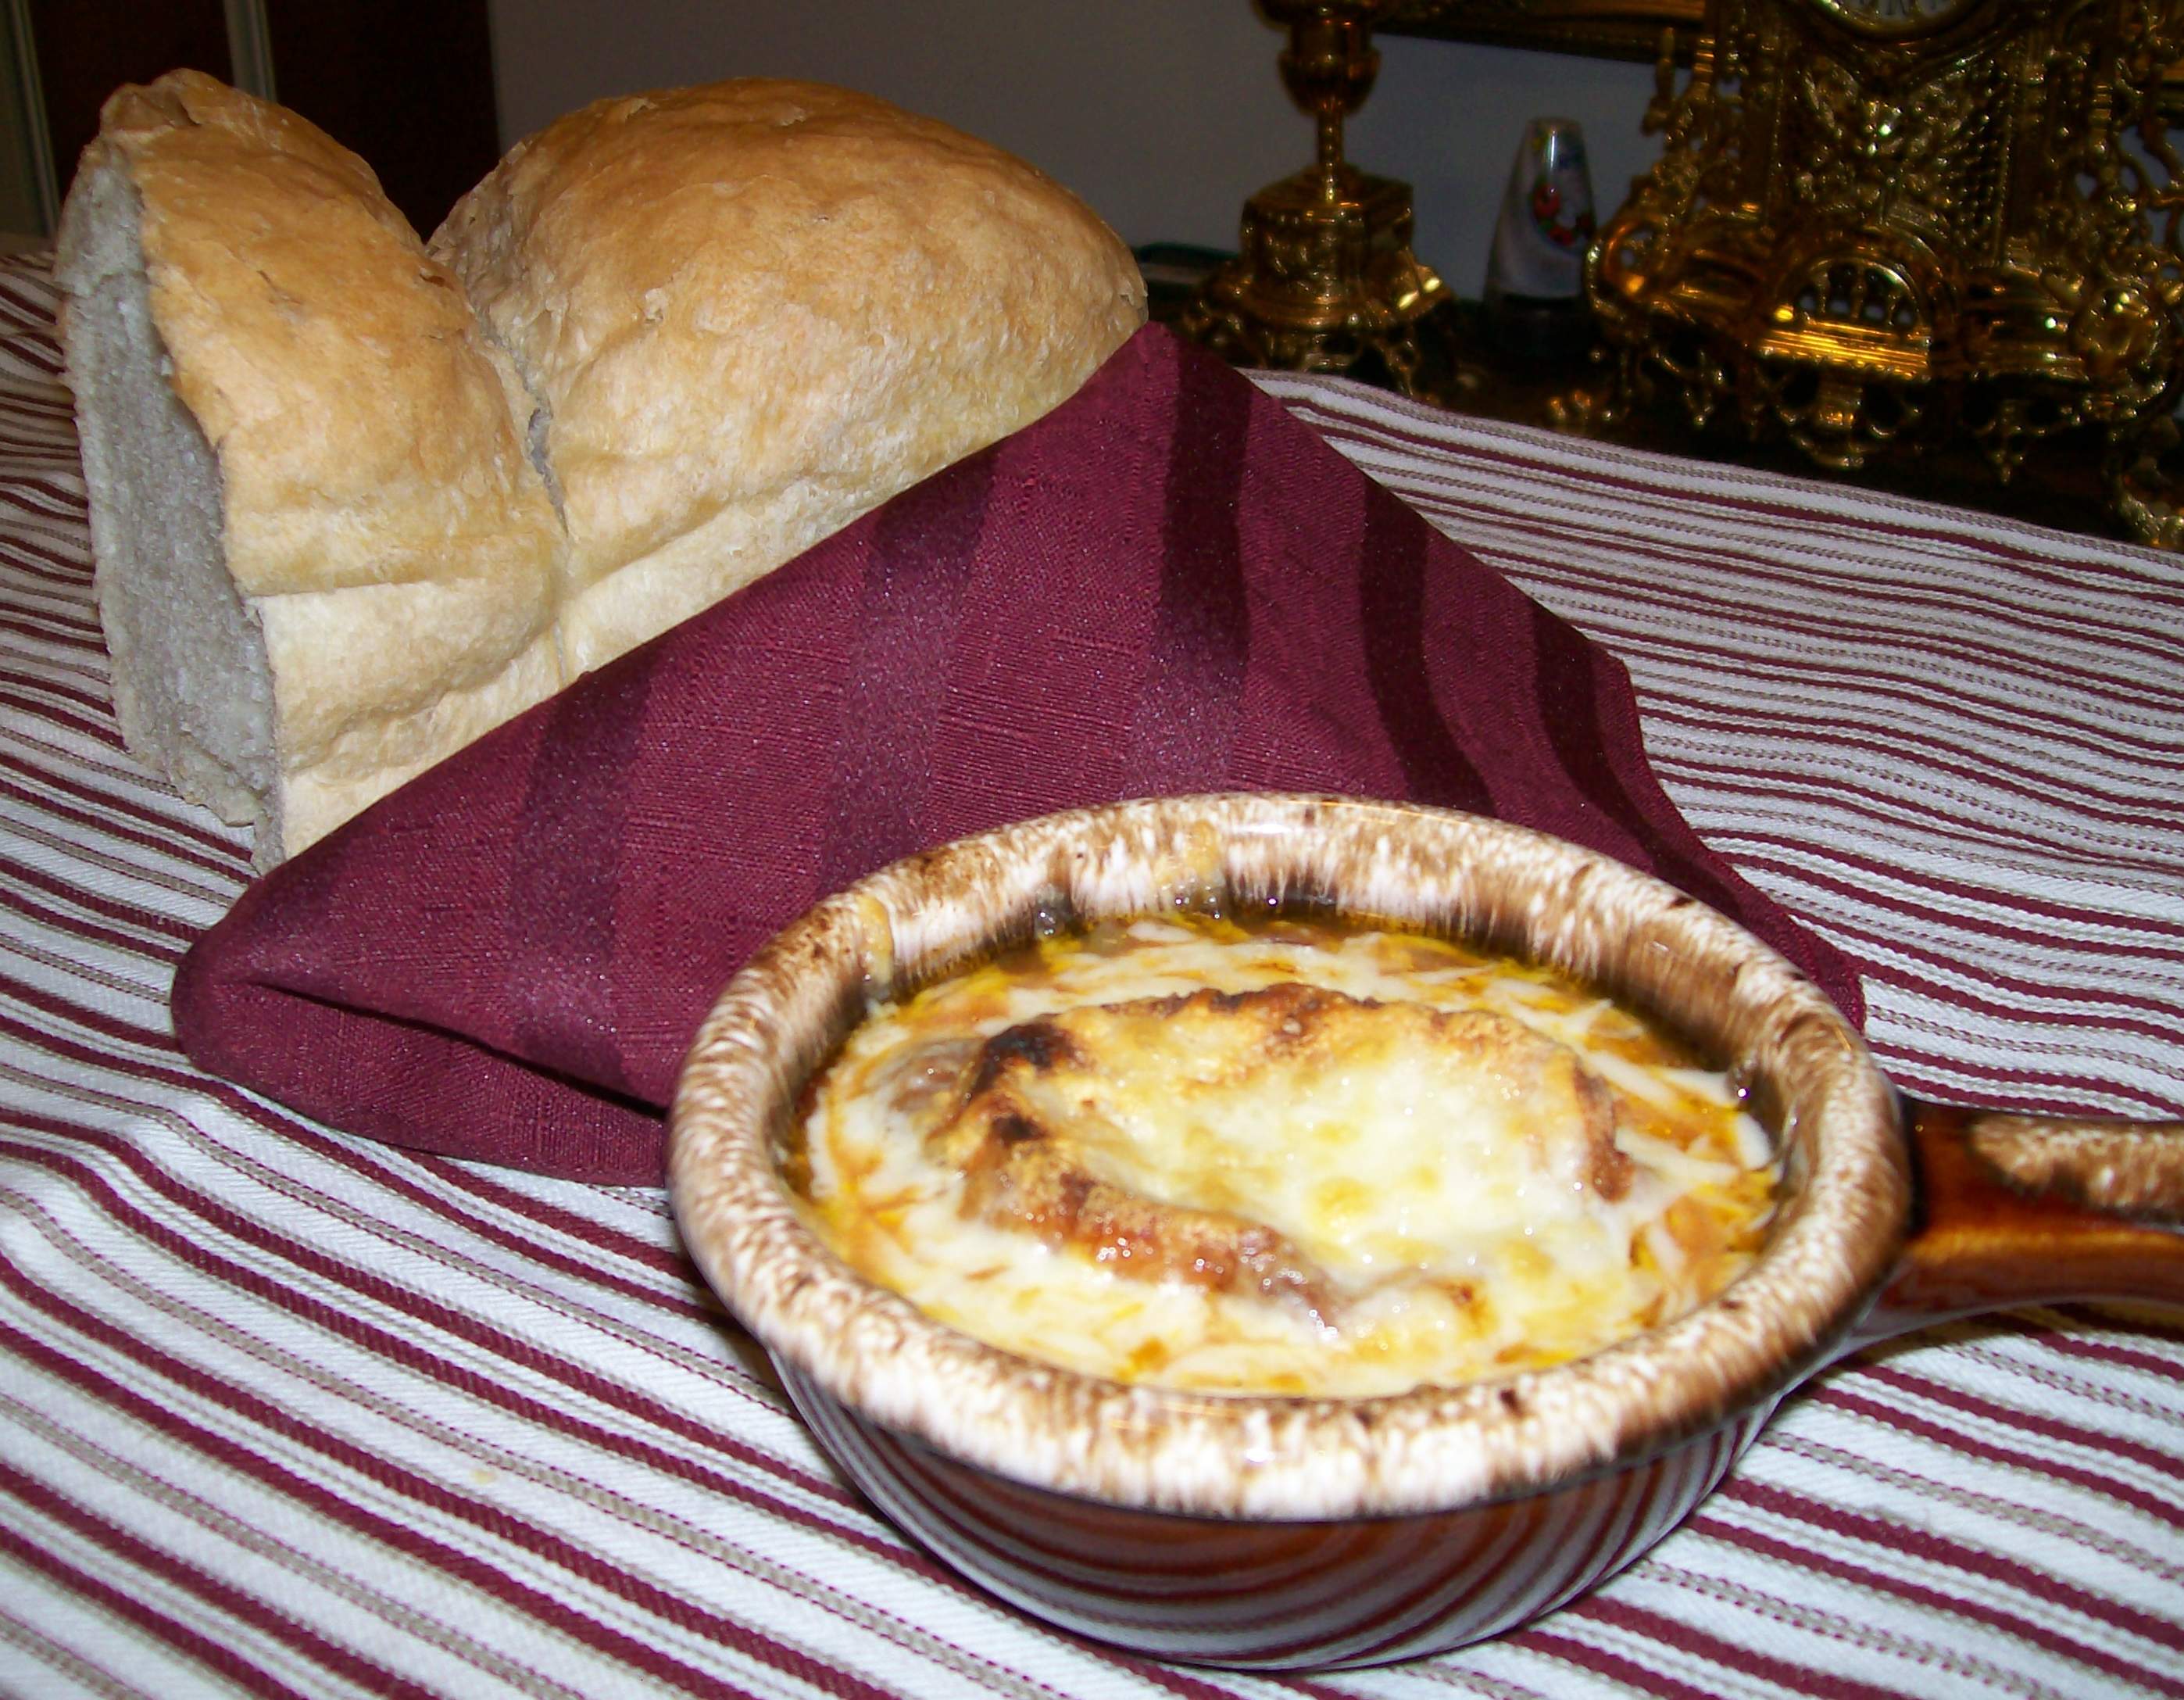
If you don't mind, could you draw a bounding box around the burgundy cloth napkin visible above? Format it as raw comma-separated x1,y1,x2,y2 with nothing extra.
172,325,1863,1183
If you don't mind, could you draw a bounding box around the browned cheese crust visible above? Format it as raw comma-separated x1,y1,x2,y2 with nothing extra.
912,984,1632,1323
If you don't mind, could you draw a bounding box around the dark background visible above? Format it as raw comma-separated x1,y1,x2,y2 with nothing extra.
30,0,499,235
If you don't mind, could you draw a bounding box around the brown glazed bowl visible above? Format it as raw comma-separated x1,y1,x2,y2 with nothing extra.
667,794,2184,1670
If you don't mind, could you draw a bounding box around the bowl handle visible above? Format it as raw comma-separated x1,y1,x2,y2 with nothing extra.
1859,1097,2184,1340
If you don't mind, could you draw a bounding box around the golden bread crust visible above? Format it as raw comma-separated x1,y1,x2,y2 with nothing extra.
431,78,1146,674
107,72,561,605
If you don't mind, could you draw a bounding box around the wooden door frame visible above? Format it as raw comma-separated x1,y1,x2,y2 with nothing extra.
0,0,266,237
2,0,59,234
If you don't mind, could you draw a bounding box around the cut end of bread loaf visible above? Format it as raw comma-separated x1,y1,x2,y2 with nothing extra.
59,141,284,860
59,70,570,871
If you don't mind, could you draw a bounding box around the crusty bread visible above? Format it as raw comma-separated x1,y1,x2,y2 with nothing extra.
428,79,1146,675
60,72,1145,867
56,70,568,867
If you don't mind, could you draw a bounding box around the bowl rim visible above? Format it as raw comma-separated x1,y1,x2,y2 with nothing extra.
668,793,1911,1520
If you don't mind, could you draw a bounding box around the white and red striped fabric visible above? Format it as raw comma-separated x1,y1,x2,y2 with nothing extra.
3,253,2179,1698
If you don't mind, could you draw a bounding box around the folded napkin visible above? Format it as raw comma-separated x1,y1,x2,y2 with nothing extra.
173,326,1863,1183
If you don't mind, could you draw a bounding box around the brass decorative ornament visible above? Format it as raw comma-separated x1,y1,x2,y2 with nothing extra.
1180,1,1453,398
1582,0,2184,542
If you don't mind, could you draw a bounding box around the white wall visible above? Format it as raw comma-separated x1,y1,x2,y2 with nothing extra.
485,1,1662,299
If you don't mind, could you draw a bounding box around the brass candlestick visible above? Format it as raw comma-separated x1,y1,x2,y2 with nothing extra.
1180,1,1454,399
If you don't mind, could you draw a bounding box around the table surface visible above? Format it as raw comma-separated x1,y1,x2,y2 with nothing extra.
5,255,2182,1700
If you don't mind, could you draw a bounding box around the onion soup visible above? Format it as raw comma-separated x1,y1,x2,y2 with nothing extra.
790,914,1777,1397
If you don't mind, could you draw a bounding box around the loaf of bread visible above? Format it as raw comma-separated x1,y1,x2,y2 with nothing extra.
58,70,568,867
59,71,1146,866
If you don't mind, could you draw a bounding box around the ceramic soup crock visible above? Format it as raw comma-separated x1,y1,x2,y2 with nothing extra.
667,795,2184,1670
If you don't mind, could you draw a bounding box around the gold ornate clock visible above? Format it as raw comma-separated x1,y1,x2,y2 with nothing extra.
1583,0,2184,542
1808,0,1978,35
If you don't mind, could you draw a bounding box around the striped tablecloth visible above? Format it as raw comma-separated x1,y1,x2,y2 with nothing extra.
4,252,2180,1699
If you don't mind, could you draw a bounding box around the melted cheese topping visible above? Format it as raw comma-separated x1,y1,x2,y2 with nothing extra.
793,917,1776,1397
